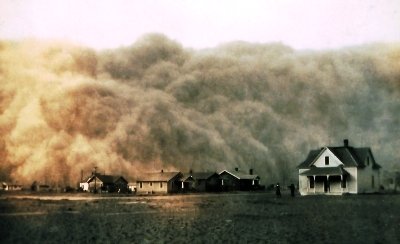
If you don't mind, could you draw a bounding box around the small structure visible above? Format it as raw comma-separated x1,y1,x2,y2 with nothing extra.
79,182,89,192
30,182,51,192
182,172,221,192
87,174,128,193
128,182,137,193
1,182,23,191
298,139,381,195
136,171,182,194
381,170,400,192
219,168,261,191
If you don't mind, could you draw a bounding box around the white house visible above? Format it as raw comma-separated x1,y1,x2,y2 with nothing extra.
298,139,381,195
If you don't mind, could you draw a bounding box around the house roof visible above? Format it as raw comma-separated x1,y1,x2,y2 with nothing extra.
219,170,260,180
136,172,182,182
87,174,127,184
298,145,381,169
300,166,349,176
183,172,219,181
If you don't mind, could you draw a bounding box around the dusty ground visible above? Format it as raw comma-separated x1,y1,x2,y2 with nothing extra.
0,192,399,243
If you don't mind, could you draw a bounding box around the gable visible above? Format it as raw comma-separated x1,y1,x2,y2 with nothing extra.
219,171,240,180
312,148,344,168
219,170,259,180
114,177,128,184
352,148,381,170
299,140,380,170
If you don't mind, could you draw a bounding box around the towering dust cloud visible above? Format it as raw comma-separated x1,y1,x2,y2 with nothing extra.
0,34,399,186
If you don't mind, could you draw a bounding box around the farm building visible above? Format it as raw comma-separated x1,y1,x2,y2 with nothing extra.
86,174,128,193
136,171,182,194
182,172,221,192
219,168,261,191
1,182,23,191
298,139,381,195
381,170,400,192
30,181,51,192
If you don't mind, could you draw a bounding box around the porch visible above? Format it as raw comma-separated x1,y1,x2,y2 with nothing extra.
300,167,349,195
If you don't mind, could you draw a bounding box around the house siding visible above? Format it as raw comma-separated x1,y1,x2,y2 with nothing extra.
219,172,240,191
357,165,380,193
344,167,357,194
137,181,169,194
313,148,343,168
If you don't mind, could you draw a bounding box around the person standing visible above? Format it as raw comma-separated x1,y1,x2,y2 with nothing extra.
276,183,281,197
289,183,295,197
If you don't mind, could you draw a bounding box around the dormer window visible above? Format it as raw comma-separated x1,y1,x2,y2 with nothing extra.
325,156,329,165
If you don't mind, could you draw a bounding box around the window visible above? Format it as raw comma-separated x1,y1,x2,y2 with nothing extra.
309,177,315,188
160,182,163,188
366,157,370,166
325,156,329,165
139,182,142,188
150,182,152,186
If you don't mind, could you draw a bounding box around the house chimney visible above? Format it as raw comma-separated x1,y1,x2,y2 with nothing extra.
189,169,193,174
249,169,253,175
235,167,239,172
344,139,349,147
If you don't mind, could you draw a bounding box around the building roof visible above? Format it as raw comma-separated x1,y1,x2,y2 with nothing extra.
300,166,349,176
183,172,219,181
136,172,182,182
87,174,127,184
298,144,381,170
219,170,260,180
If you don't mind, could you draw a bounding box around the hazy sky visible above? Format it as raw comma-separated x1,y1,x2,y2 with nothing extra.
1,0,399,50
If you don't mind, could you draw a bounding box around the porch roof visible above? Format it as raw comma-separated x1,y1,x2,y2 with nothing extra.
300,166,349,176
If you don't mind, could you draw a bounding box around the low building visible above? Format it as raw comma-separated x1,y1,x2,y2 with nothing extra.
30,181,52,192
219,168,261,191
1,182,23,191
183,172,221,192
128,182,137,193
298,139,381,195
87,174,128,193
381,170,400,192
136,171,182,194
79,182,89,192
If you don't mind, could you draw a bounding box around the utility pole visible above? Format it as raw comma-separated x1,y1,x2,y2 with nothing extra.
94,166,97,194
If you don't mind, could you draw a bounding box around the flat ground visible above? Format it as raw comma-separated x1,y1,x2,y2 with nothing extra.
0,192,399,243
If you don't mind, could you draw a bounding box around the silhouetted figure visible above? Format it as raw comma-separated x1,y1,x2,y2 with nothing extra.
276,183,281,197
289,183,295,197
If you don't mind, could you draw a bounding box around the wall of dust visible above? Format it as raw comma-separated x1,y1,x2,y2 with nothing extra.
0,34,399,186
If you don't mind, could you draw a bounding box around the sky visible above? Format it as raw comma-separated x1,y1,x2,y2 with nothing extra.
1,0,400,50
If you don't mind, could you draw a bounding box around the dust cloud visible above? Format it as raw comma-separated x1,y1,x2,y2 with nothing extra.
0,34,399,186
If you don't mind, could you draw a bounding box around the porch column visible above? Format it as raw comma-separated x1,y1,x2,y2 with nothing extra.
327,175,330,193
313,175,316,194
341,175,343,193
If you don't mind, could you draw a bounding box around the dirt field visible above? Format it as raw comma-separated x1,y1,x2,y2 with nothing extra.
0,192,399,243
